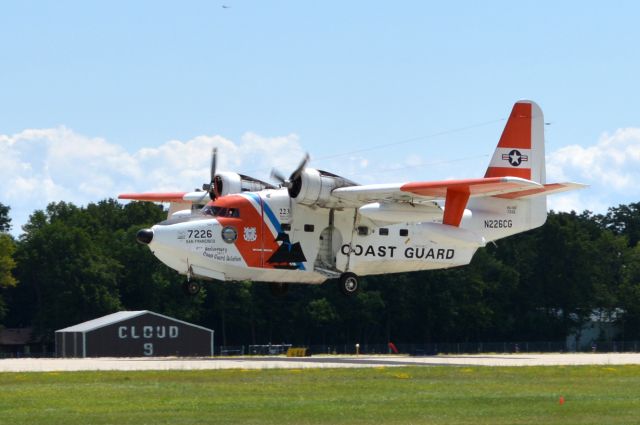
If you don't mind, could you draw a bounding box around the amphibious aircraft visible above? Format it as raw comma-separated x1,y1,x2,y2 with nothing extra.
119,100,585,296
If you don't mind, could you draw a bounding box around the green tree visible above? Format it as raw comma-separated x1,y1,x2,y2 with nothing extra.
0,203,17,323
306,297,339,345
601,203,640,247
15,220,122,337
0,203,10,232
0,234,17,322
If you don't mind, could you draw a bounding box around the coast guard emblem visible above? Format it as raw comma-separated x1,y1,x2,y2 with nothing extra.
243,227,257,242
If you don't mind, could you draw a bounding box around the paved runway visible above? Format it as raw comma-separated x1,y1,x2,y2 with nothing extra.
3,353,640,372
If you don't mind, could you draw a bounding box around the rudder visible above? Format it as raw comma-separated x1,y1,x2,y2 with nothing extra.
485,100,545,184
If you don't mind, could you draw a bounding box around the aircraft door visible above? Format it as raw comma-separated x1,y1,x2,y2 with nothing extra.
315,209,343,272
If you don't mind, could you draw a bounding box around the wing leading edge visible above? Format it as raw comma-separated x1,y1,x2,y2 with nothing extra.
333,176,542,204
333,177,586,226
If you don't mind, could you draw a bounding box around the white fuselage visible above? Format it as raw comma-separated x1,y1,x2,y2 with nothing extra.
145,188,541,284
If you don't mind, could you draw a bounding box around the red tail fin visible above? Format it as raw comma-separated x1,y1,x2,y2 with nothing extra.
485,100,545,183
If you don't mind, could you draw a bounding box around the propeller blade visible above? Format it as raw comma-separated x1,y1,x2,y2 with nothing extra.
198,190,210,204
270,153,310,189
208,148,218,200
270,169,287,185
291,153,310,181
210,148,217,182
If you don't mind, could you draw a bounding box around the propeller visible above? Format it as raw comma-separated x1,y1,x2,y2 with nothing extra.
271,153,310,189
201,148,218,200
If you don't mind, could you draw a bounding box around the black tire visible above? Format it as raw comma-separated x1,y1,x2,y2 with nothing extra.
339,273,359,296
269,282,289,297
183,280,201,296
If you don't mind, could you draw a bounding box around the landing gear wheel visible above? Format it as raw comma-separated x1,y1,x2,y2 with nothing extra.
270,282,289,297
339,273,359,296
183,280,201,296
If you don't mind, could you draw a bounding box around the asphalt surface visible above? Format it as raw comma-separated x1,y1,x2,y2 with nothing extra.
3,353,640,372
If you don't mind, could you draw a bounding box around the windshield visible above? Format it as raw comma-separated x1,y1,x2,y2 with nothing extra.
202,205,240,218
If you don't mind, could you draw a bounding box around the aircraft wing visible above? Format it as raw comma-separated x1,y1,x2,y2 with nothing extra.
332,176,544,205
118,191,212,218
118,191,210,203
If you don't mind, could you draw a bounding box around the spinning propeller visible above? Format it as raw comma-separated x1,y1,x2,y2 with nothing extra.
271,153,310,193
200,147,218,201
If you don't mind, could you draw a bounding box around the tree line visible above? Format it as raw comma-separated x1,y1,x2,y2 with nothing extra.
2,199,640,348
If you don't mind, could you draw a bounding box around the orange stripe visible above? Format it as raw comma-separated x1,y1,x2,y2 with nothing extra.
496,102,532,150
484,167,531,179
118,192,186,203
401,177,504,197
401,177,534,198
215,195,279,268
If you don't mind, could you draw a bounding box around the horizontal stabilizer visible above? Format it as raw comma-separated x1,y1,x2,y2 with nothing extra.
495,182,588,199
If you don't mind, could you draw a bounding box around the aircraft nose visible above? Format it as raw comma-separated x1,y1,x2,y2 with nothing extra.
136,228,154,245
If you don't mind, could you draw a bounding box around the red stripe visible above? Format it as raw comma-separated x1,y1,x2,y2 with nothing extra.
496,102,532,150
118,192,186,203
484,167,531,179
214,195,280,269
401,177,532,198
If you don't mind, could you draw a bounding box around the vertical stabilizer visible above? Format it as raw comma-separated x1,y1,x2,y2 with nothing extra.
468,100,548,234
485,100,545,184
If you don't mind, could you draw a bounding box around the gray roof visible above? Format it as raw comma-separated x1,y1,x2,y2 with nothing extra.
55,310,213,334
56,311,147,333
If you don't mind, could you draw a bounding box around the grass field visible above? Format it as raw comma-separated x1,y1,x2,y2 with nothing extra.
1,365,640,424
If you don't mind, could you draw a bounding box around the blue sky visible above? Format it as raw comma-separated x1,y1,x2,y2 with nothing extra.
1,1,639,233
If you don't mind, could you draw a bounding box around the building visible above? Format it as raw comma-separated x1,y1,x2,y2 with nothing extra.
0,327,42,357
55,310,214,357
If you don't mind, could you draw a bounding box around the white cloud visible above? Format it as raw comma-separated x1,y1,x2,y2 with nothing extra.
0,127,305,234
547,128,640,190
2,124,639,235
546,127,640,213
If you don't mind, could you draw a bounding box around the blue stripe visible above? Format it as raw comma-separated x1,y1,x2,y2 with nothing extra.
246,192,281,232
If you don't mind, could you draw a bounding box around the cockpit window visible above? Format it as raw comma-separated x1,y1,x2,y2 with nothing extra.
202,205,240,218
202,205,219,216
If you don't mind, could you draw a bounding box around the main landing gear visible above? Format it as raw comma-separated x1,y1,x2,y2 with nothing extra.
338,273,359,296
182,280,202,296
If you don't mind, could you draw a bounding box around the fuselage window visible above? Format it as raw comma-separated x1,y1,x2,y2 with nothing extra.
399,229,409,237
379,228,389,236
357,226,369,236
304,224,315,232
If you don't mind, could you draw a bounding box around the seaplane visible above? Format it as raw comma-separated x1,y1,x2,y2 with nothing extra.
119,100,585,296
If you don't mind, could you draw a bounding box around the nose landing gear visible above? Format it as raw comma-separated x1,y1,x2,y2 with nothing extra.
182,265,202,296
182,280,202,296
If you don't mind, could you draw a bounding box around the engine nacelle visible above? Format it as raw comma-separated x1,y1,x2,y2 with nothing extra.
288,168,357,207
213,172,275,197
